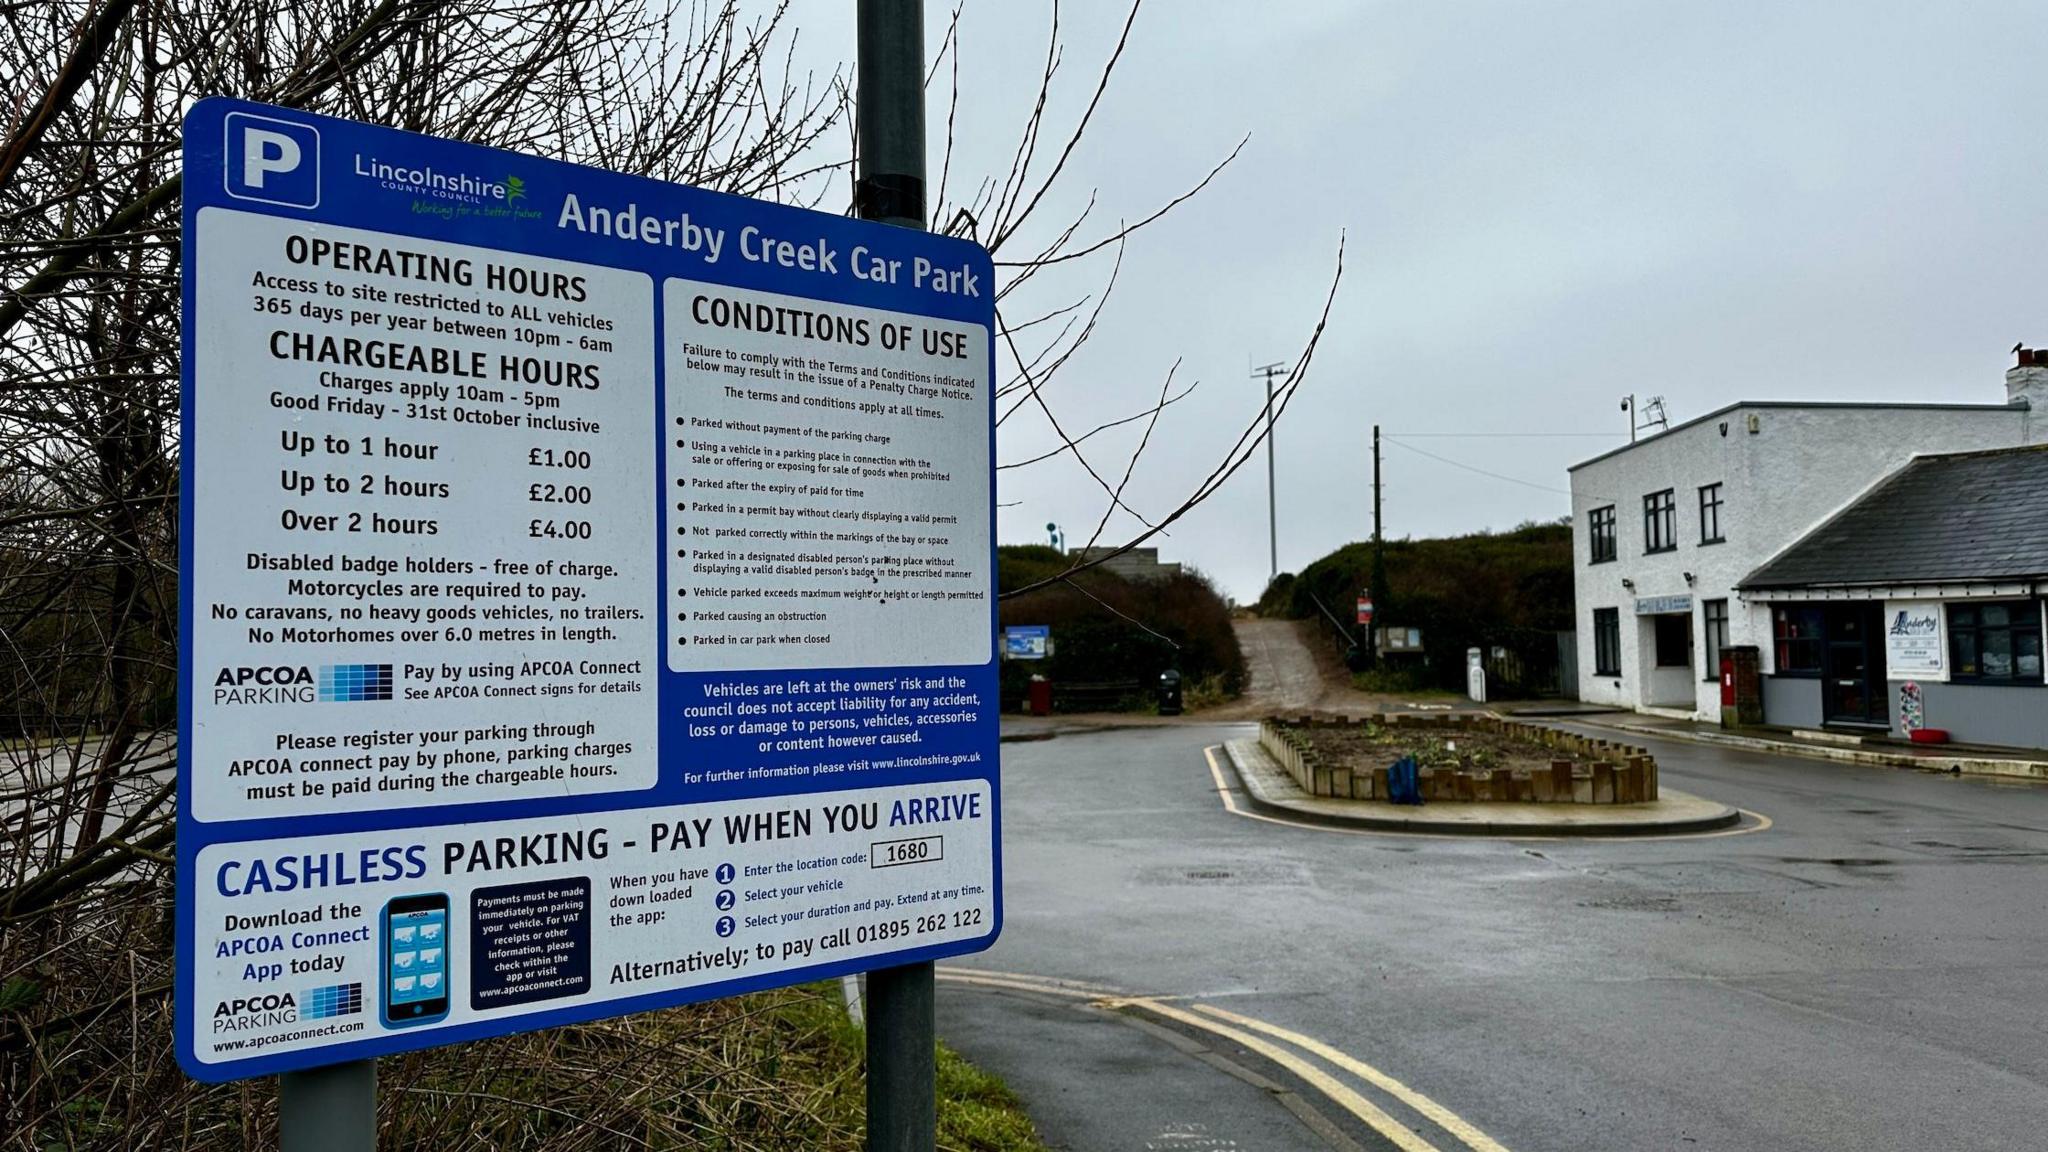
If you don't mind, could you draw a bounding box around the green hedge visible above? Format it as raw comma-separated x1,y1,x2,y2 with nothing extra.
998,546,1243,708
1288,521,1572,693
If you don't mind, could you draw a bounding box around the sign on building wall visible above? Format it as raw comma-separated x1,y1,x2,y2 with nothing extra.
1002,625,1050,659
1883,601,1944,678
1635,594,1693,615
179,99,999,1081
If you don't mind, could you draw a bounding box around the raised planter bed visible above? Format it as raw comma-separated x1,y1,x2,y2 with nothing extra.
1258,714,1657,804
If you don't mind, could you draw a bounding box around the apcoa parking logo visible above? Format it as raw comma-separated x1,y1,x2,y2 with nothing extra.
213,665,316,706
212,991,297,1033
224,111,320,209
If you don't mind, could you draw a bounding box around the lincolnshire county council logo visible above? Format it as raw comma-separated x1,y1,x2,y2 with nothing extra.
506,175,526,201
319,664,393,702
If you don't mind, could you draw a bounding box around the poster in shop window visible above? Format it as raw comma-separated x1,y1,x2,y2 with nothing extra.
1883,601,1944,678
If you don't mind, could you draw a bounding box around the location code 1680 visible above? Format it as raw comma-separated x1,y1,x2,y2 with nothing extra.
872,836,943,868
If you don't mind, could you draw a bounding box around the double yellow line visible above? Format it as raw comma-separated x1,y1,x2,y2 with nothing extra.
938,967,1511,1152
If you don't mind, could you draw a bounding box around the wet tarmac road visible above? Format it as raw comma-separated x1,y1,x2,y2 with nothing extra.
938,722,2048,1151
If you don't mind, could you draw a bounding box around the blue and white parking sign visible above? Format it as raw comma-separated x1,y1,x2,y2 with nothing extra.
1003,626,1050,659
177,98,1000,1081
222,111,321,209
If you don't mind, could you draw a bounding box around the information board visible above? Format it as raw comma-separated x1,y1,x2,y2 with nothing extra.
1002,626,1049,660
177,99,999,1080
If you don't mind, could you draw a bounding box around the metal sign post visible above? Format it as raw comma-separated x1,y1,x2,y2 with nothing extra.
176,69,1000,1140
856,4,938,1149
279,1060,375,1151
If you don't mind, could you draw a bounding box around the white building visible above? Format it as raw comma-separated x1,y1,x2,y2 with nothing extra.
1068,546,1183,582
1567,358,2048,721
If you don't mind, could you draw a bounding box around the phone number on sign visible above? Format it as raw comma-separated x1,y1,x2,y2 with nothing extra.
844,907,985,947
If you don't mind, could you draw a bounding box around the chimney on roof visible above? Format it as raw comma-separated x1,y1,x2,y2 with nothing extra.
2010,348,2048,444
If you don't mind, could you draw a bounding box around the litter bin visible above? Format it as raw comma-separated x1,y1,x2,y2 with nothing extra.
1028,675,1052,717
1387,755,1421,806
1156,669,1184,716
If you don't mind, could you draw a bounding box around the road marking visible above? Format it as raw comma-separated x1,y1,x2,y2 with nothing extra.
937,969,1210,1008
936,970,1097,999
1193,1004,1510,1152
937,966,1119,995
1125,998,1448,1152
939,966,1511,1152
1203,745,1770,842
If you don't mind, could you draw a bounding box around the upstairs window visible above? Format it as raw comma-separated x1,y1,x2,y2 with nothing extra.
1589,506,1616,564
1949,602,2043,684
1699,483,1724,544
1643,489,1676,553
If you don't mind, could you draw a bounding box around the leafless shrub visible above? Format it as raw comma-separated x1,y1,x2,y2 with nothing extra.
0,1,1331,1146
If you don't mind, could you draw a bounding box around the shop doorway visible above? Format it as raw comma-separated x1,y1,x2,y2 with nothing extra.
1822,602,1886,727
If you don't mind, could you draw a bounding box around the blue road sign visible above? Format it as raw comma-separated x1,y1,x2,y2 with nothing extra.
178,98,1000,1081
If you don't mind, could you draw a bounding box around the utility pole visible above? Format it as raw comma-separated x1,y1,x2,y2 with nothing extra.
857,4,937,1151
1252,361,1285,582
1369,424,1385,670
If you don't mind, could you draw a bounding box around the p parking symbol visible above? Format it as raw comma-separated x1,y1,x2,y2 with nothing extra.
224,112,319,209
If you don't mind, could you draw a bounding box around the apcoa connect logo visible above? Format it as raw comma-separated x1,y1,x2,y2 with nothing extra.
212,664,391,704
300,983,363,1020
318,664,393,702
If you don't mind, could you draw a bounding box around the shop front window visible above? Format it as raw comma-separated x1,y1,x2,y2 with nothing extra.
1772,604,1823,675
1948,602,2044,684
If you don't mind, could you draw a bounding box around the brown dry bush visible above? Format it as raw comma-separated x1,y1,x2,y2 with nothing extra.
2,1,1325,1146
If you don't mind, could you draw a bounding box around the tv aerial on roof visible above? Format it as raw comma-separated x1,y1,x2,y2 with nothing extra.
1620,394,1671,443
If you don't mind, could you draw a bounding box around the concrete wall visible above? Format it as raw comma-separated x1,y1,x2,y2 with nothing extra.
1890,682,2048,749
1570,399,2032,720
1762,675,1823,730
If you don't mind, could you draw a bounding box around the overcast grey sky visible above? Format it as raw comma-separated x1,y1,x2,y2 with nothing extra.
794,1,2045,602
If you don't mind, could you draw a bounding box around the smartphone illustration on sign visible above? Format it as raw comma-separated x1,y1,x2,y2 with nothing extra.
381,894,450,1028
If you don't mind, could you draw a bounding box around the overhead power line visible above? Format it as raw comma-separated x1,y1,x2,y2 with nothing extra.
1380,436,1578,498
1382,431,1618,439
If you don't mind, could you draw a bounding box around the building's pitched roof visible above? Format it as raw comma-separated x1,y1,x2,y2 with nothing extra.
1740,445,2048,589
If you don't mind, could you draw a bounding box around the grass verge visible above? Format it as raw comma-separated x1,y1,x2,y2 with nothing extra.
779,986,1049,1152
370,982,1046,1150
8,979,1047,1150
